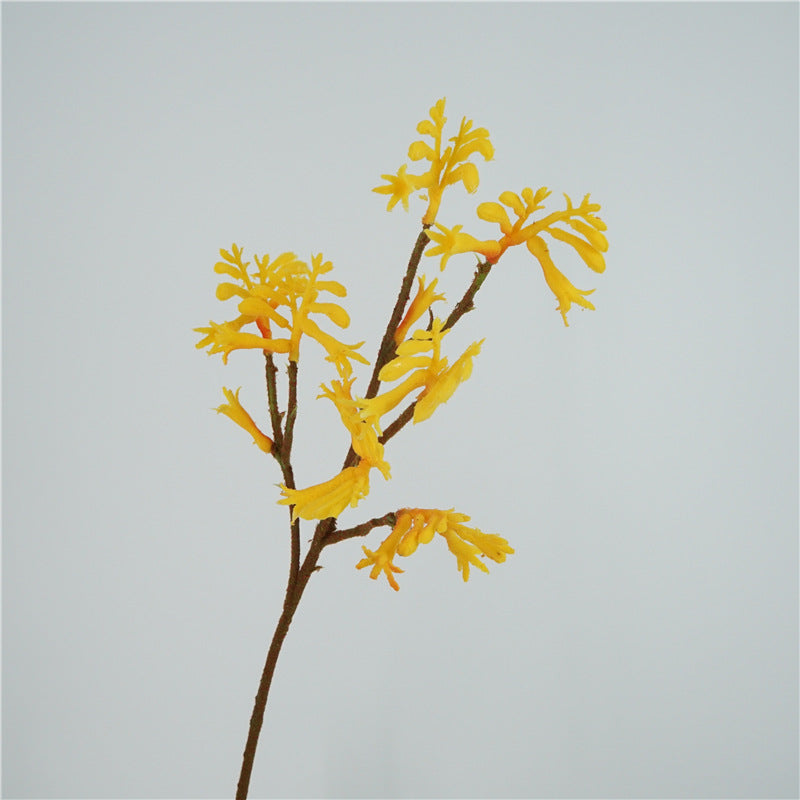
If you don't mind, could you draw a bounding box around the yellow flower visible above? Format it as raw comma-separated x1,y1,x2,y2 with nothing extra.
278,459,372,522
425,189,608,325
195,320,292,364
526,235,596,326
356,508,514,590
196,247,366,372
414,339,483,423
373,98,493,225
425,223,502,270
393,276,445,345
318,378,391,479
373,164,418,212
355,518,408,591
215,387,273,453
358,319,482,430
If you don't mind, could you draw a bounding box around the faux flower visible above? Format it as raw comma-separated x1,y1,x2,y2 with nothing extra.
426,189,608,325
318,377,391,479
196,247,367,373
215,387,273,454
357,319,482,432
278,459,372,522
372,164,417,212
393,276,445,344
526,235,596,325
356,508,514,590
373,98,493,224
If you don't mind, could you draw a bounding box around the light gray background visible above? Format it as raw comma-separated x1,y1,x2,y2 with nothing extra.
3,2,797,798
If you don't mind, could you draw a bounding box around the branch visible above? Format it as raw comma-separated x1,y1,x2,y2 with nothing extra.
443,259,493,331
324,512,397,546
379,403,415,446
371,261,494,447
365,225,431,400
283,359,299,460
263,353,285,456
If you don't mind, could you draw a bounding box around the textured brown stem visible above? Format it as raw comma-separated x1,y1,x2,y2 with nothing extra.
373,261,495,447
283,360,299,459
263,353,285,456
236,521,333,800
324,512,397,545
365,225,431,399
443,260,493,331
379,403,416,446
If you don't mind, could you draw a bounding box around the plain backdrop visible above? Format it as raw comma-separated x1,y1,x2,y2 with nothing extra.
2,2,798,798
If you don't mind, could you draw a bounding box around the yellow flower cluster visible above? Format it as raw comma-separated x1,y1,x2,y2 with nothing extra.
197,100,609,593
277,373,394,522
356,508,515,590
278,317,481,523
195,245,367,375
279,460,372,523
427,189,608,326
373,98,494,225
359,318,483,430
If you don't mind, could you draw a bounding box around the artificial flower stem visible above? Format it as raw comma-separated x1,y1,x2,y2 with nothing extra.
282,360,301,589
263,353,285,457
236,521,332,800
283,360,299,461
374,262,493,447
263,351,300,589
341,226,431,471
379,402,416,446
365,225,431,400
443,260,493,331
324,512,397,546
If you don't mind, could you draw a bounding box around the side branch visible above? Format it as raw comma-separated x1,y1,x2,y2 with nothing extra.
236,521,330,800
379,404,415,446
443,260,493,331
283,360,299,458
324,512,397,546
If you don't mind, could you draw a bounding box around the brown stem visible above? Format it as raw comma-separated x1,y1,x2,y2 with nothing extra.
237,248,493,799
365,225,431,400
379,403,416,446
236,520,333,800
282,360,301,588
324,512,397,545
264,353,285,457
283,360,299,459
373,260,495,447
443,260,493,331
342,226,431,471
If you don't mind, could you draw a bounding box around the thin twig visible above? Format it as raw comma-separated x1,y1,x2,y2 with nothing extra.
324,512,397,546
264,353,285,457
443,260,493,331
379,403,416,446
